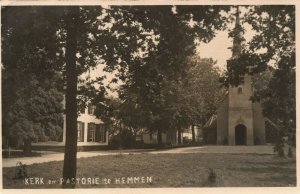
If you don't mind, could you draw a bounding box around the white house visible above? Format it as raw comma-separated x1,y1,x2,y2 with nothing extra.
32,100,109,150
62,103,109,147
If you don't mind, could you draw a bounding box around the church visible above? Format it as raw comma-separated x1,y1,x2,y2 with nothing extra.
204,9,266,145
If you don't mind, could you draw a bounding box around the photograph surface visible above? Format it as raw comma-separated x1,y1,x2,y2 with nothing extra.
1,2,297,191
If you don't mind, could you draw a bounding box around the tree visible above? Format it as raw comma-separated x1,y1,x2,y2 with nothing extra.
246,6,295,154
61,7,80,188
104,6,229,145
177,57,225,142
2,7,65,155
60,6,110,188
3,74,64,155
2,6,108,187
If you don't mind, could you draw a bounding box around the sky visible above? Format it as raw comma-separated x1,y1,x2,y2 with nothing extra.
198,23,255,71
198,30,233,71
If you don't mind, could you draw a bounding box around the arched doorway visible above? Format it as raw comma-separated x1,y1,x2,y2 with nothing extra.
235,124,247,145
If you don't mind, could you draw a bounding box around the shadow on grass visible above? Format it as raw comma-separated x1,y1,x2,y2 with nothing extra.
2,151,42,158
245,158,296,166
227,160,296,187
229,166,295,174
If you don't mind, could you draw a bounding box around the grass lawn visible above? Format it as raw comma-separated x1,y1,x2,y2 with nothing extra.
3,152,296,188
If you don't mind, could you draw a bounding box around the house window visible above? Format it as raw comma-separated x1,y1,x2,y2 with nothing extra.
88,103,95,115
96,124,106,142
238,87,243,94
88,123,106,142
87,123,96,142
77,122,84,142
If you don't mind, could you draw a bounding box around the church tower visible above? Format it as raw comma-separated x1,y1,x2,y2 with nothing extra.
216,6,266,145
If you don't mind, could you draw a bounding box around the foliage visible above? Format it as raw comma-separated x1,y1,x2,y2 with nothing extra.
222,137,228,145
288,146,293,158
2,6,109,187
14,162,28,179
246,6,295,153
207,168,217,185
4,75,64,143
101,6,229,144
181,57,225,126
2,7,65,146
109,129,136,149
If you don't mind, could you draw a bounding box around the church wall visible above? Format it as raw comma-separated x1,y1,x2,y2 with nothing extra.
217,96,229,144
252,102,266,145
228,75,254,145
228,109,253,145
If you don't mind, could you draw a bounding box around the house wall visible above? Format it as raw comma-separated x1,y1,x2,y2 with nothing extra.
194,126,203,142
61,98,108,146
142,130,179,145
142,132,167,144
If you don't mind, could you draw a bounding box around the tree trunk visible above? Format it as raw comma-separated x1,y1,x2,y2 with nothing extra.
177,129,182,144
157,128,162,146
23,138,32,156
192,125,196,143
62,7,79,189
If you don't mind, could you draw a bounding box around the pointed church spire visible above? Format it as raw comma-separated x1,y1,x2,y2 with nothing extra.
232,6,242,58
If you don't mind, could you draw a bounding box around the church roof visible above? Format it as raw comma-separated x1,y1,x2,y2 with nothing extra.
203,114,217,128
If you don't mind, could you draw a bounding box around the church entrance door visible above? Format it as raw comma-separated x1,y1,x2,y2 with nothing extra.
235,124,247,145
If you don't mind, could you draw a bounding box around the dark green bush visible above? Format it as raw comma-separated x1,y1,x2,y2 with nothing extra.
109,130,136,149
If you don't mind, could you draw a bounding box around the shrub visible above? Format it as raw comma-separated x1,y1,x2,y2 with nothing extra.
288,146,293,158
14,162,28,179
202,168,218,187
274,141,285,157
109,129,136,149
119,130,135,148
254,136,260,145
108,135,121,149
207,168,217,184
223,137,228,145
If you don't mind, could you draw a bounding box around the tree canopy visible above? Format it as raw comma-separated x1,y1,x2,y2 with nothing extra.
96,6,230,144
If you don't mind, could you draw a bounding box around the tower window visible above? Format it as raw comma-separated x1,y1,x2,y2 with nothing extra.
239,75,245,85
238,87,243,94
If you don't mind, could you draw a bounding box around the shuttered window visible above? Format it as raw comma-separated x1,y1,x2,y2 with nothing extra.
77,122,84,142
